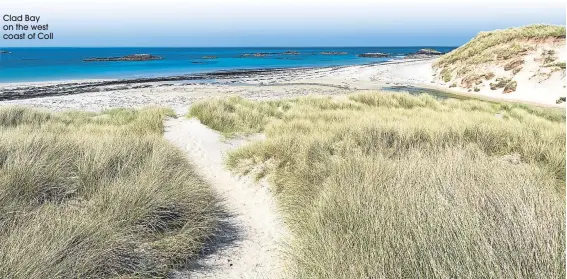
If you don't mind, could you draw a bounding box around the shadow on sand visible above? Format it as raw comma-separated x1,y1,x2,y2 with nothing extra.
170,206,242,278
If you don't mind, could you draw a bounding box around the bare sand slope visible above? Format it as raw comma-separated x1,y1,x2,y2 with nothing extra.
164,117,288,279
433,43,566,105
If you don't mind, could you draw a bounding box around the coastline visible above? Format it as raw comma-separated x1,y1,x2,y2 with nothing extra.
1,46,456,85
0,58,434,87
0,59,431,101
1,58,564,111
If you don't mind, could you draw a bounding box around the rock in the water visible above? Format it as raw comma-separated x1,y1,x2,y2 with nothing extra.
83,54,162,62
358,53,388,58
320,52,348,55
405,49,444,59
202,56,217,59
0,50,11,54
240,52,278,58
416,48,442,55
284,51,300,55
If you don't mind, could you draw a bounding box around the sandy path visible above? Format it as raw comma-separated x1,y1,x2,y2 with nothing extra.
164,117,288,279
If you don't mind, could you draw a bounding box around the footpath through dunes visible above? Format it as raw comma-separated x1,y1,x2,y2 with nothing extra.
165,117,288,279
188,92,565,278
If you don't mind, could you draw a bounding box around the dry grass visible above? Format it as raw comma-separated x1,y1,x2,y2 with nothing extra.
188,96,291,136
189,91,566,278
434,24,566,83
440,68,452,83
436,24,565,67
503,80,518,93
0,107,218,279
546,61,567,69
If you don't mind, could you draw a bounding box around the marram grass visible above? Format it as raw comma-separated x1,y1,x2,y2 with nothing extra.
189,91,566,278
0,106,219,279
434,24,566,81
435,24,566,67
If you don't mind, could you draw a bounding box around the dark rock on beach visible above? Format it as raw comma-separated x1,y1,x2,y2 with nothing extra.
0,68,294,101
83,54,163,62
358,53,389,58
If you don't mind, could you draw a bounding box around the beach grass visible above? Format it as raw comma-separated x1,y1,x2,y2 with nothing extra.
189,91,566,278
435,24,565,67
187,96,291,136
434,24,566,85
0,106,219,278
546,61,567,69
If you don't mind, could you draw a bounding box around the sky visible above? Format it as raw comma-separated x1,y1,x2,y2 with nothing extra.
1,0,565,47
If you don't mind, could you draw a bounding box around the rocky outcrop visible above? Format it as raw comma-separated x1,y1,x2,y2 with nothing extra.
416,48,443,55
83,54,162,62
320,52,348,55
284,51,300,55
240,52,279,58
358,53,388,58
405,49,444,59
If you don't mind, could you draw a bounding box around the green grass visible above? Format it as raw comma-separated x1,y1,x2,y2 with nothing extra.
189,91,566,278
0,106,218,278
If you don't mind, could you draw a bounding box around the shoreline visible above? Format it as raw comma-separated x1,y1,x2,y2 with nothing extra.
1,58,564,110
0,58,434,101
0,57,434,87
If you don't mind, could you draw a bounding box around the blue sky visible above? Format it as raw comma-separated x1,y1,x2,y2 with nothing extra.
2,0,565,47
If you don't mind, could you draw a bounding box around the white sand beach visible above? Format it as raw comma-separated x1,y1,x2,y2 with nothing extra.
2,57,564,115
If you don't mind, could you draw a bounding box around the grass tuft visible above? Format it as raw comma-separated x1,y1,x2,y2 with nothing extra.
0,106,218,278
546,61,567,69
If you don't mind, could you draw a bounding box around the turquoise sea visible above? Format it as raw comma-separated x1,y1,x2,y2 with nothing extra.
0,47,456,83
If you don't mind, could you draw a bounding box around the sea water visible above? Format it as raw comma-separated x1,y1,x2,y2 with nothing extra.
0,47,455,83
